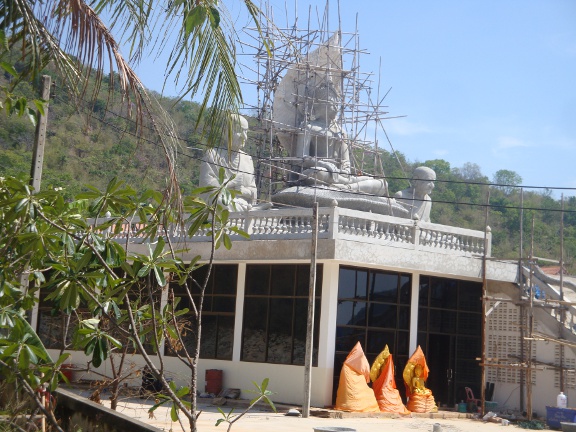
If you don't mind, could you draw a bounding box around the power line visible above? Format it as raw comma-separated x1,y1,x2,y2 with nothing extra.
60,94,576,193
49,94,576,215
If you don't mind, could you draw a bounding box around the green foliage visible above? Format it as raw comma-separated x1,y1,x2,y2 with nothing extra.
493,169,523,194
0,174,246,429
0,72,203,197
215,379,276,431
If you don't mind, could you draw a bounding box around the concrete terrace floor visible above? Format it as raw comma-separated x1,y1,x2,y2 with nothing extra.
64,386,546,432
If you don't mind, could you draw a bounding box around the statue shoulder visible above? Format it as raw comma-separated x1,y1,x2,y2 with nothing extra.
395,188,416,199
203,148,226,162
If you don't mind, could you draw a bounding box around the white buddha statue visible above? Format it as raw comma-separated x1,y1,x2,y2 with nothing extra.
394,166,436,222
199,114,261,211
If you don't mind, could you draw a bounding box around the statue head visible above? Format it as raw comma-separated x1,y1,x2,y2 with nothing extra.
414,364,423,377
303,76,340,122
226,114,249,151
412,166,436,197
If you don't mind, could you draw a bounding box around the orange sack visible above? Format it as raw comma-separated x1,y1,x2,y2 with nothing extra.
372,353,410,414
334,342,379,412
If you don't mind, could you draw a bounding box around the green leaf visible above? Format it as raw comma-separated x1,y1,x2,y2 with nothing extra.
229,226,250,239
188,213,208,237
76,249,93,271
27,108,37,126
33,99,46,116
60,283,80,310
0,61,18,77
260,378,269,391
170,404,179,422
185,6,206,36
81,318,100,330
152,237,165,259
55,353,72,368
84,338,97,356
153,266,166,286
137,264,151,278
208,7,220,29
223,233,232,250
175,386,189,398
262,395,277,412
104,334,122,349
24,344,39,364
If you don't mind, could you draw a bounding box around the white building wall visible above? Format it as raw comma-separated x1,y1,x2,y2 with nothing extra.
486,282,576,417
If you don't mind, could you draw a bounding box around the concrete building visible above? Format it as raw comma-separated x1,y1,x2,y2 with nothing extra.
35,205,576,417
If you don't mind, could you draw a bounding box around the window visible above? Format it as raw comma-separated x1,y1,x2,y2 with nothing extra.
37,289,90,350
241,264,322,366
334,266,411,401
417,275,483,403
168,264,238,360
336,266,411,360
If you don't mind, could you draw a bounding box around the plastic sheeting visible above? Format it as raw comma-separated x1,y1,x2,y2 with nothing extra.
334,342,379,412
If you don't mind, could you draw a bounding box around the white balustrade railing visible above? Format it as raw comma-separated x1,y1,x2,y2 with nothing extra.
89,206,491,257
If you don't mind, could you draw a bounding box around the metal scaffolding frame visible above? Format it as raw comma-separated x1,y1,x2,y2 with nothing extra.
237,0,404,203
238,1,574,419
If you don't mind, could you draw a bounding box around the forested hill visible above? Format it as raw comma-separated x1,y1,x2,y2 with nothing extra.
1,75,575,271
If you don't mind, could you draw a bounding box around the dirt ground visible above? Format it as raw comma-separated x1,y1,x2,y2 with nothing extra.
91,391,551,432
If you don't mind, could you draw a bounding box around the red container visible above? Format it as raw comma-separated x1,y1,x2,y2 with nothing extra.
61,364,74,382
205,369,223,395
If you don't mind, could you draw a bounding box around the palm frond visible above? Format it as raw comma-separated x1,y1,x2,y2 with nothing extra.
1,0,182,206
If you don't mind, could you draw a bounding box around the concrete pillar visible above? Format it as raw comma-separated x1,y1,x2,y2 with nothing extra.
409,272,420,354
232,263,247,362
317,261,340,368
316,261,340,407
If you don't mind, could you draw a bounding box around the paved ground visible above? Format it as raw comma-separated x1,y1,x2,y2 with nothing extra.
69,387,548,432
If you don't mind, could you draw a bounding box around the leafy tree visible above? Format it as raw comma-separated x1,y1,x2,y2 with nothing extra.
0,174,262,432
1,0,266,145
493,169,522,194
454,162,486,182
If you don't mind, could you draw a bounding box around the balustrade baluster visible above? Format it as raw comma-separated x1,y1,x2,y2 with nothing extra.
339,216,348,234
360,219,367,236
319,214,328,233
421,230,427,246
353,218,360,236
439,233,446,249
305,216,312,233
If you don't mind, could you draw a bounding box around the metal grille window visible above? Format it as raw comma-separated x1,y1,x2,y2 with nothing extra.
168,264,238,360
241,264,322,366
334,266,412,401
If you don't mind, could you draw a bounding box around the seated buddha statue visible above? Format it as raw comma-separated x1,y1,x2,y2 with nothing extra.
411,364,432,395
403,346,437,413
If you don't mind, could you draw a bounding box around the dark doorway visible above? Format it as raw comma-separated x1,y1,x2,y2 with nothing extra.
333,266,412,403
427,334,455,407
417,276,483,407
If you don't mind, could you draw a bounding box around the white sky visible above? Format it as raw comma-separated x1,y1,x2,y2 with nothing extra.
131,0,576,196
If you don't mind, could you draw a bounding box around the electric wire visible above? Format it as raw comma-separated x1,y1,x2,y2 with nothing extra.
49,94,576,215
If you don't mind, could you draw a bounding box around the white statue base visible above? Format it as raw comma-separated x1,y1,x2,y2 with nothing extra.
272,185,410,217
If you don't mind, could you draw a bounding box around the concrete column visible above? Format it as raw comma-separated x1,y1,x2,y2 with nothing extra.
158,276,169,354
30,290,40,332
315,260,340,407
232,263,247,362
317,261,340,369
409,272,420,354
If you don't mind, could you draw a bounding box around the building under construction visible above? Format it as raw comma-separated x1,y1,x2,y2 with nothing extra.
35,1,576,420
234,3,576,416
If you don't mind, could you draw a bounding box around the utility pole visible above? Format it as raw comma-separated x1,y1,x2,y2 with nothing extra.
23,74,51,330
560,194,565,392
303,202,319,418
30,75,51,192
519,189,525,412
481,189,490,414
